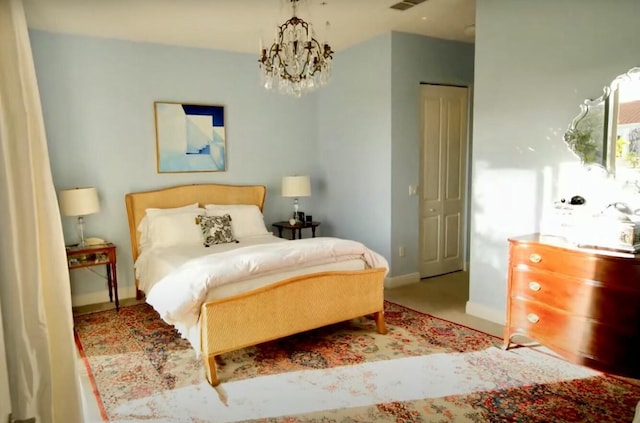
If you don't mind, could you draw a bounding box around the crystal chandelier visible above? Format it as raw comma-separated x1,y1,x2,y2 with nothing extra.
258,0,334,97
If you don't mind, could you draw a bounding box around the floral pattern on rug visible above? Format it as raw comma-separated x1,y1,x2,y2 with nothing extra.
74,301,640,422
217,302,502,383
250,375,640,422
75,302,203,411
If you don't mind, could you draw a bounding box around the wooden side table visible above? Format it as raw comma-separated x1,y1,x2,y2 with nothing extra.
272,221,321,240
66,243,119,311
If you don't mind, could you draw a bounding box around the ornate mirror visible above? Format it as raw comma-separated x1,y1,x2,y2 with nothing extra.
564,67,640,190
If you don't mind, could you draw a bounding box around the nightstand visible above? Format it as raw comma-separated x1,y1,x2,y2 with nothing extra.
272,221,320,240
66,243,119,311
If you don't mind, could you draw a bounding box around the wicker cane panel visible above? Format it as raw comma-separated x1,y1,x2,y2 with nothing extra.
200,268,386,357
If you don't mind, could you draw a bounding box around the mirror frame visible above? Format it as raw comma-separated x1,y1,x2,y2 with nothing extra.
564,67,640,176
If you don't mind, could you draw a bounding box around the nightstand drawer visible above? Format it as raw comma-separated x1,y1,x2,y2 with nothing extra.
67,251,111,268
66,242,119,311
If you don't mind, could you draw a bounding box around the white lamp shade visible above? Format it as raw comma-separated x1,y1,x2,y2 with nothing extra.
282,176,311,197
59,187,100,216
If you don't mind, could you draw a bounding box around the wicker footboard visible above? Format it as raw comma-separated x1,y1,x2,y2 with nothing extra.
199,267,388,386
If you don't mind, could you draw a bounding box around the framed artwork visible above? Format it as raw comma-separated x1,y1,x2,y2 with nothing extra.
154,101,227,173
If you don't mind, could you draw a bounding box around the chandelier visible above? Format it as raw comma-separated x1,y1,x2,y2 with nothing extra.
258,0,334,97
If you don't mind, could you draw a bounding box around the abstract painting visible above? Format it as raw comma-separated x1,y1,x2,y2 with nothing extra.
154,101,226,173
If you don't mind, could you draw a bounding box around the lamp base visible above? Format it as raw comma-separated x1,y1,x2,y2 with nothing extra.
292,198,302,222
77,216,87,247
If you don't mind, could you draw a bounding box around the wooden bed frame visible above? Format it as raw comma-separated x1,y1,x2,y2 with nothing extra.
124,183,388,386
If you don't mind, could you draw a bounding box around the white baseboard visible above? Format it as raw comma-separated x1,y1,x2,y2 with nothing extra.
384,272,420,289
71,286,137,308
73,273,420,305
465,300,505,326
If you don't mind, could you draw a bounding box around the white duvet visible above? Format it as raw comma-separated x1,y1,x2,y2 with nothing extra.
146,237,389,341
135,234,288,294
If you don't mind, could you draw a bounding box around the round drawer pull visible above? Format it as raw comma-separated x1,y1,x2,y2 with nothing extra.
528,281,541,291
527,313,540,323
529,253,542,263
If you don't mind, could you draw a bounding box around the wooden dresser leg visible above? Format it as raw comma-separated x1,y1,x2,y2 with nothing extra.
374,311,388,335
204,354,219,387
503,331,512,350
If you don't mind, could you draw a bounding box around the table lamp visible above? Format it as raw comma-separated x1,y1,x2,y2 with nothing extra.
282,175,311,222
59,187,100,247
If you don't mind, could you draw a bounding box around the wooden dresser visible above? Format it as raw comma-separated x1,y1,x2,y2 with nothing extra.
505,233,640,379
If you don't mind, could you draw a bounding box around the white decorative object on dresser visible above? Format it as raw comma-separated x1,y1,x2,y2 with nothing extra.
504,233,640,380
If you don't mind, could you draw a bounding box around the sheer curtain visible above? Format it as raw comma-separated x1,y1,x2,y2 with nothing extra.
0,0,83,421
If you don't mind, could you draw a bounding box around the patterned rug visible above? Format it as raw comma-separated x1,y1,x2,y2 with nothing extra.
74,302,640,422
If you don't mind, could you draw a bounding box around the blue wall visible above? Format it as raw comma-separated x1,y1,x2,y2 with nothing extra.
30,28,475,304
33,1,639,317
317,33,393,263
390,32,475,277
316,32,475,275
30,31,319,302
469,0,640,323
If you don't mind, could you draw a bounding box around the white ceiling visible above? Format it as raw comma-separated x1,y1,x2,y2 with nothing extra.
23,0,475,54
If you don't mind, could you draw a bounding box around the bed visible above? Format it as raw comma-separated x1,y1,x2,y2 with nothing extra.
124,183,388,386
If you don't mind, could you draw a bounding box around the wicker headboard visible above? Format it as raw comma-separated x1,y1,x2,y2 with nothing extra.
124,183,266,287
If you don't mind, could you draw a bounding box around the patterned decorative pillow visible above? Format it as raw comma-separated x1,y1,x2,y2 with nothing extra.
196,214,238,246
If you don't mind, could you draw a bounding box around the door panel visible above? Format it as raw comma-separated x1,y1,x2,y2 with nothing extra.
424,97,441,202
444,213,460,258
419,85,468,278
422,215,440,262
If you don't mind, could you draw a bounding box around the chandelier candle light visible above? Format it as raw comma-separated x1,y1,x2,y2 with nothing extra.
259,0,333,97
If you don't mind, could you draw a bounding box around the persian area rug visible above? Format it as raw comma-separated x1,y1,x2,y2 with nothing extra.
74,302,640,423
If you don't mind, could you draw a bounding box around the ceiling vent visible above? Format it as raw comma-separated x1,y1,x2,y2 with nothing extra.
390,0,427,11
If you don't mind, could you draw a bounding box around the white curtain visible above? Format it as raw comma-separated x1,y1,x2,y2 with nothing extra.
0,0,83,421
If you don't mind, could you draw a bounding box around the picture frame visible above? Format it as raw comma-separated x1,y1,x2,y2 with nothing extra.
154,101,227,173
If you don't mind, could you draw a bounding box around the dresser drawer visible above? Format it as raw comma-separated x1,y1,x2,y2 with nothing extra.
509,241,640,286
510,267,640,325
508,299,640,373
506,234,640,379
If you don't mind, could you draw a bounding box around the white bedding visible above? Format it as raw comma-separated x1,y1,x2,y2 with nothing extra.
135,233,287,294
139,236,389,352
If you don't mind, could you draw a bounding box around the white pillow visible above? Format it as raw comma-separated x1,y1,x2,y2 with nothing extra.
146,209,205,249
146,202,199,214
138,203,202,250
137,202,199,238
204,204,269,239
